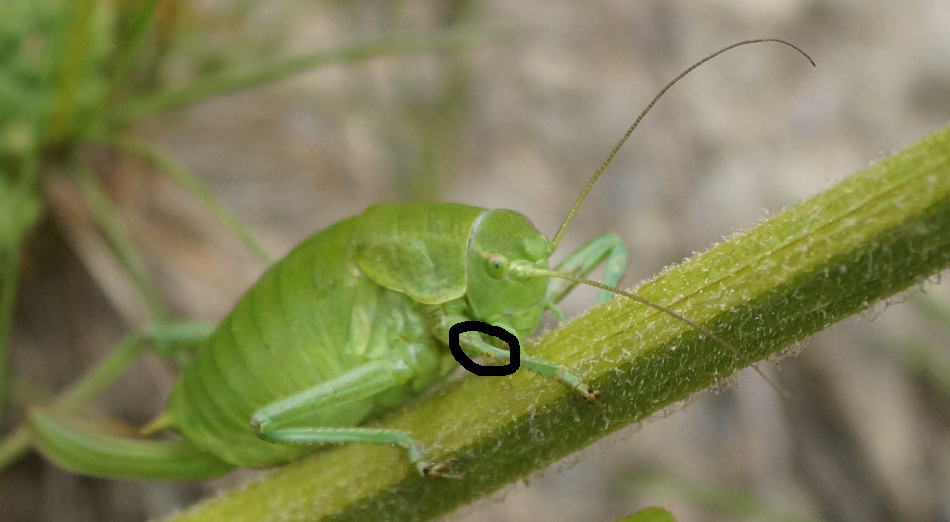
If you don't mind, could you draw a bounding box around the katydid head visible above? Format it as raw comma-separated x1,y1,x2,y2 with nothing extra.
465,209,553,336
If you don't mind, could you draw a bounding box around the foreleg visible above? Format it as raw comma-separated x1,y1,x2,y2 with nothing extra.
547,232,628,305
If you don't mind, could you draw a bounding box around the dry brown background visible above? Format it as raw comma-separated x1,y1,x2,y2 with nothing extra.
3,0,950,521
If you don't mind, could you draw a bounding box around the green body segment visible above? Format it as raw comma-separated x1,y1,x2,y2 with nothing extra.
353,204,485,304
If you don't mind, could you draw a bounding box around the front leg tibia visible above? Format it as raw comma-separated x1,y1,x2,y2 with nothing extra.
548,232,629,305
457,331,600,402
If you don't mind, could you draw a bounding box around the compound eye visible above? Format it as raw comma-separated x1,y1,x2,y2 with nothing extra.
486,254,509,278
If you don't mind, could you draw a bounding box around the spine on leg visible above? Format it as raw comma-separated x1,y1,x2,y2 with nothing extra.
28,407,233,481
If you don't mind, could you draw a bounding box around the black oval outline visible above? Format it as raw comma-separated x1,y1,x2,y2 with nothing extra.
449,321,520,376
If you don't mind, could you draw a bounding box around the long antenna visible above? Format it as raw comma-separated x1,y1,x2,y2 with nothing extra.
549,39,815,250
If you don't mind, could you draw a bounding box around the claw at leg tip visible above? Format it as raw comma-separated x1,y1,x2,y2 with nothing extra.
422,461,452,478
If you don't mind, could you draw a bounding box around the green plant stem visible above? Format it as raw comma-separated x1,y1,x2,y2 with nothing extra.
92,135,273,264
162,125,950,522
74,163,168,322
112,26,501,122
0,334,146,471
108,0,158,100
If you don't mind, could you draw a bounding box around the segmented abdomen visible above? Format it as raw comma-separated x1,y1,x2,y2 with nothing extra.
168,217,371,467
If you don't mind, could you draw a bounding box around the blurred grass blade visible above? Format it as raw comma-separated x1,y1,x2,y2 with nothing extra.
74,163,167,322
0,169,43,417
97,135,273,264
164,125,950,522
0,333,146,472
47,0,98,143
0,246,21,417
113,25,501,121
0,321,214,473
147,322,215,370
108,0,158,99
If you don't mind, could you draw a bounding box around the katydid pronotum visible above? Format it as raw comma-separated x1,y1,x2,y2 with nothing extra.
27,39,814,480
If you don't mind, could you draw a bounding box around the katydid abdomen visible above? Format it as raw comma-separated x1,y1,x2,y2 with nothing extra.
170,212,456,467
170,217,364,467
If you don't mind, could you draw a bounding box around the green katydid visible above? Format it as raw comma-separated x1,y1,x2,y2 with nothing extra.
26,39,813,480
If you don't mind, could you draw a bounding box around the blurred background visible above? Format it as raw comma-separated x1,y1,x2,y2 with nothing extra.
1,0,949,521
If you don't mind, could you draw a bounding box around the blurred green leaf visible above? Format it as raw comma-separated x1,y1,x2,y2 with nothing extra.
614,508,676,522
